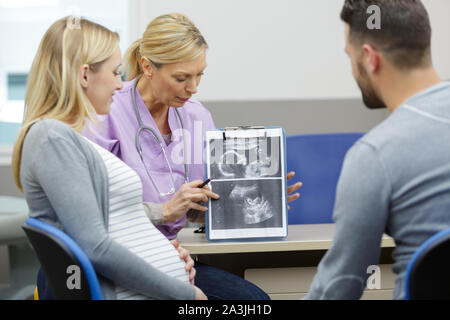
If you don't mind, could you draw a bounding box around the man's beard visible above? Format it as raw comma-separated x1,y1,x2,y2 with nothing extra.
356,61,387,109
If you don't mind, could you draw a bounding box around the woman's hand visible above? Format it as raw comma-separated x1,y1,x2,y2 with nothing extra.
194,286,208,300
162,180,220,222
171,239,196,285
171,238,207,300
287,171,302,210
172,240,208,300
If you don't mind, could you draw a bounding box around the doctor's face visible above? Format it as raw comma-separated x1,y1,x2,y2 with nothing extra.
149,50,207,107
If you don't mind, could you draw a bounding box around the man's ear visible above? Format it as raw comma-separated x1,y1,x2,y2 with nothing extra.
79,64,90,89
362,44,380,74
141,56,153,79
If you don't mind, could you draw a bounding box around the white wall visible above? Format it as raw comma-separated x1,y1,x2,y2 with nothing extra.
0,0,129,72
424,0,450,81
0,0,130,122
130,0,450,102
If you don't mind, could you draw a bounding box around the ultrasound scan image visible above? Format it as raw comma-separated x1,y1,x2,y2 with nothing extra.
207,132,285,234
210,179,283,230
209,136,282,180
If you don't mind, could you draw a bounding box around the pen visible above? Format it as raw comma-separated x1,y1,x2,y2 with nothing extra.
197,178,211,188
193,178,211,234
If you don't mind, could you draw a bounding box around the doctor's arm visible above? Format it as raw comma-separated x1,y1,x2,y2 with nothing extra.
164,180,220,223
142,180,220,225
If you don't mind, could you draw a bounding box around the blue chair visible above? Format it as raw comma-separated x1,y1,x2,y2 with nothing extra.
286,133,364,224
22,217,103,300
404,228,450,300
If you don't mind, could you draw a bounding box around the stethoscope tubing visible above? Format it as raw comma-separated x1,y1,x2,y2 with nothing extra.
131,76,190,196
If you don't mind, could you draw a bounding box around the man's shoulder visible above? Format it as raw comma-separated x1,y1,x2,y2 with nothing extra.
357,118,394,151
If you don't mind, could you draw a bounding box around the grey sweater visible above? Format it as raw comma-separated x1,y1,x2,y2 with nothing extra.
20,119,195,300
305,82,450,299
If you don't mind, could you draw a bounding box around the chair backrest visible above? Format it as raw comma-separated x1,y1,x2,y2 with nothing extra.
404,228,450,300
286,133,364,224
22,218,103,300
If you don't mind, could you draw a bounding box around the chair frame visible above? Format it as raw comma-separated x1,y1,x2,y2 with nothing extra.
22,217,103,300
404,228,450,300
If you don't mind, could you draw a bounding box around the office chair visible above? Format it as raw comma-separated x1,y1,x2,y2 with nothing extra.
22,217,103,300
404,228,450,300
286,133,364,224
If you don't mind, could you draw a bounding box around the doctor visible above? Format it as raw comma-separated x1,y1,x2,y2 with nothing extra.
83,13,301,300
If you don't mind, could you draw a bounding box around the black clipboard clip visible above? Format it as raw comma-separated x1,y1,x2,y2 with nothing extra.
194,225,206,234
222,126,266,141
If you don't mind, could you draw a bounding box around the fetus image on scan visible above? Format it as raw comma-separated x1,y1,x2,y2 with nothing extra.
209,137,283,229
229,182,273,224
210,179,283,230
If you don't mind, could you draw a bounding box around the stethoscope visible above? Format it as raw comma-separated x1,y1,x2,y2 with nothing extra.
132,75,190,197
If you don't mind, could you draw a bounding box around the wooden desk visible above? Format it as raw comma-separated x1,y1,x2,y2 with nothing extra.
178,224,396,254
178,224,396,300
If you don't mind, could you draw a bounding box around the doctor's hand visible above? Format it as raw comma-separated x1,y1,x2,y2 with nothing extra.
162,180,220,223
287,171,302,210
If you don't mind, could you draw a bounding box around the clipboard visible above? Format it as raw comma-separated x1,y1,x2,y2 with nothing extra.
204,126,288,241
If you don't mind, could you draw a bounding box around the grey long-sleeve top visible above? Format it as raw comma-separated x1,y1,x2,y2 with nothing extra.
20,119,195,300
305,82,450,299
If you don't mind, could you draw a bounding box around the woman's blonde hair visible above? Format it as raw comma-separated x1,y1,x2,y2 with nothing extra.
123,13,208,80
12,16,119,192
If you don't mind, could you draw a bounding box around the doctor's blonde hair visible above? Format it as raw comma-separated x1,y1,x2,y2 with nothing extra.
123,13,208,80
12,17,119,192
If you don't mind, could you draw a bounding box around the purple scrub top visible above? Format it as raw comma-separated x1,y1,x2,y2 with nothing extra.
83,80,216,239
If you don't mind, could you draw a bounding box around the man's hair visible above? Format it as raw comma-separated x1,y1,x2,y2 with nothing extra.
341,0,432,69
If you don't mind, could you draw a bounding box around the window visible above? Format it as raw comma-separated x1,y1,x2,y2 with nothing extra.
0,0,130,145
7,73,28,101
